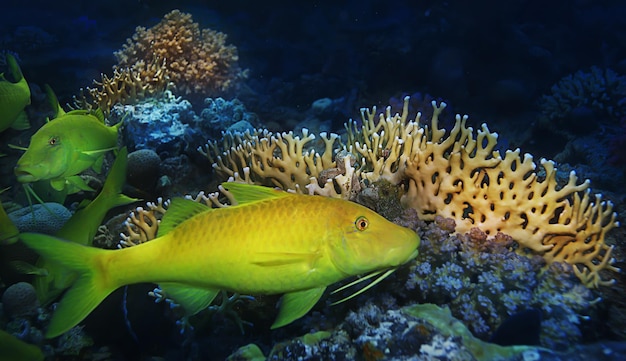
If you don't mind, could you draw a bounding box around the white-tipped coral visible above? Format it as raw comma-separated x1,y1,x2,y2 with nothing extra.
204,96,620,287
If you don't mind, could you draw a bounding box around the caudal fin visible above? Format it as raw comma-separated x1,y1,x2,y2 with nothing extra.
19,233,115,338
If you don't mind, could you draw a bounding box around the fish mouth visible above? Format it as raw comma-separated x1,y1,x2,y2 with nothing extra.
385,246,419,267
14,168,38,183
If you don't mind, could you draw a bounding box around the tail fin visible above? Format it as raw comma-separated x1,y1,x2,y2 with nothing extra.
19,233,115,338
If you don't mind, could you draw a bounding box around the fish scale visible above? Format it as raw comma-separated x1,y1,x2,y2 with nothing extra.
108,196,340,293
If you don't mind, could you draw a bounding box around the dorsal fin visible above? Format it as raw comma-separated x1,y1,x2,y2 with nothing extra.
158,198,210,237
5,53,23,83
222,182,291,205
43,84,66,119
91,108,105,123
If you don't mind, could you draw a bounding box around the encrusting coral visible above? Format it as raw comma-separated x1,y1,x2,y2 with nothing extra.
114,9,247,97
205,96,620,288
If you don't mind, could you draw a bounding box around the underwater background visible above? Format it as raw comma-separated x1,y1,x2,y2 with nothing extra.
1,0,626,360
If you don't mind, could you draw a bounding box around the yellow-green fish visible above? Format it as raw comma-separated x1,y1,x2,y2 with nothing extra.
33,147,138,304
0,53,31,133
0,329,43,361
14,86,120,193
0,198,19,245
20,183,419,338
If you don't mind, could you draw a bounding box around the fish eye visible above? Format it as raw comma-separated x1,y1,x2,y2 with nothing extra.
49,137,58,146
355,216,369,231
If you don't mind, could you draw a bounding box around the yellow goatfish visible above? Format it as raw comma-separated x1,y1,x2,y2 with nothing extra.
20,183,420,338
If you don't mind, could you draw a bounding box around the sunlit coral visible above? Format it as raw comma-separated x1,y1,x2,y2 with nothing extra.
72,58,170,114
203,129,339,192
114,9,247,96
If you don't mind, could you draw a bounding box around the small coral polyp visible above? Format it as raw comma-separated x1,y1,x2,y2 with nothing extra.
206,96,620,288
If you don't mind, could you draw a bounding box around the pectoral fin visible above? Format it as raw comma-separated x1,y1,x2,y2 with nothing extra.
251,252,320,267
49,178,66,192
65,176,95,193
10,260,48,276
91,154,104,173
271,287,325,329
158,283,219,317
51,175,93,194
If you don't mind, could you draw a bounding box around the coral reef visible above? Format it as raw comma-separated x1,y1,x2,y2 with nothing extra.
206,96,620,287
1,282,40,318
116,92,261,170
115,90,195,153
234,299,623,361
198,97,258,137
127,148,161,192
8,203,71,234
114,9,247,97
71,58,170,115
404,217,596,349
539,67,626,134
203,128,339,192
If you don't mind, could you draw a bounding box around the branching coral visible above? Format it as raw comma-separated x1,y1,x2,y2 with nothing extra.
349,98,619,287
540,67,626,125
72,58,170,115
202,129,339,192
114,10,247,96
204,96,620,287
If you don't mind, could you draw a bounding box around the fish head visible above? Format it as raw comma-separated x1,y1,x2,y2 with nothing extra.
14,123,71,183
328,202,419,276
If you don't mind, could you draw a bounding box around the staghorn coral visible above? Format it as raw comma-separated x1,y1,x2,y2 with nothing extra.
72,58,170,115
114,10,247,97
205,96,620,287
202,128,340,192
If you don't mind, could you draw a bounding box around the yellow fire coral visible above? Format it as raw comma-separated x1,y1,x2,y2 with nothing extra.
114,9,247,96
205,97,620,288
203,129,339,191
350,98,619,288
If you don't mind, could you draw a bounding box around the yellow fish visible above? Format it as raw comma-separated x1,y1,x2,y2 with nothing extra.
0,53,31,133
20,183,419,338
